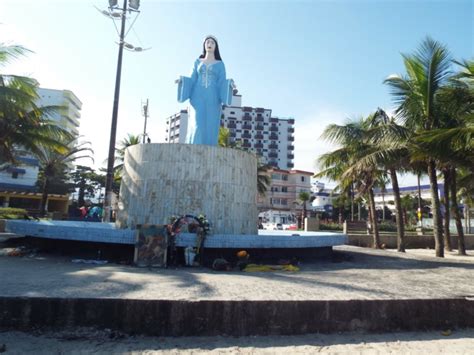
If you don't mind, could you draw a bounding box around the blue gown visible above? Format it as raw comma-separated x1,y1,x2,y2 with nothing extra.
177,59,233,145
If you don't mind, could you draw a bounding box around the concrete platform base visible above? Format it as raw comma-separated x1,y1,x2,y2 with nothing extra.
0,297,473,336
4,220,347,250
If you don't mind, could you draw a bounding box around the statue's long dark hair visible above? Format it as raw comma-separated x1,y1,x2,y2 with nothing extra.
199,36,222,61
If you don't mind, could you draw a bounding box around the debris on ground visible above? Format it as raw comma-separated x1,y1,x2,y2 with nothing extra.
71,259,108,265
0,246,38,257
212,258,232,271
243,264,300,272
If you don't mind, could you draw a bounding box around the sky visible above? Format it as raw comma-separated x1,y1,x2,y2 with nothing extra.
1,0,472,188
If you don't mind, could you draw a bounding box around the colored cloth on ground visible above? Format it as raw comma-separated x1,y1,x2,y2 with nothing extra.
178,59,233,145
243,264,300,272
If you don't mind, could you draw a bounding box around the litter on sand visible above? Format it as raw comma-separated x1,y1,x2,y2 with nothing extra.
71,259,108,265
243,264,300,272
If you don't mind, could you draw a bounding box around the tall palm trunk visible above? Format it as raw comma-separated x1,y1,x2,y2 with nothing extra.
442,169,452,251
449,167,466,255
40,177,50,216
427,159,444,257
389,168,405,252
368,188,381,249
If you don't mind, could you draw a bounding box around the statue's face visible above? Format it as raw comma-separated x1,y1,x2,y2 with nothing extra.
205,38,216,53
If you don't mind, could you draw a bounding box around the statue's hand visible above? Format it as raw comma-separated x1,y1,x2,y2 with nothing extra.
230,79,236,89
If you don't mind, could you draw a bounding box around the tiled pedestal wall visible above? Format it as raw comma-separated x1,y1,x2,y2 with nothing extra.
116,144,258,235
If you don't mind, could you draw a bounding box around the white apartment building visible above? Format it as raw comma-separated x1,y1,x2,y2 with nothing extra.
311,180,335,213
37,88,82,137
165,93,295,169
0,88,82,199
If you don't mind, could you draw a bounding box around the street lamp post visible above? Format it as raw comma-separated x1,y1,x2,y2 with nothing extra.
103,0,127,222
101,0,143,222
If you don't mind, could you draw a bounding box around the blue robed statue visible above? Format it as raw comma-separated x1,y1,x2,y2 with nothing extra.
176,35,234,146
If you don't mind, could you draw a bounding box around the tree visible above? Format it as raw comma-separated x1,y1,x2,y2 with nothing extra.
413,60,474,255
384,37,454,257
316,118,383,248
35,139,93,216
70,165,103,206
114,133,140,175
0,43,71,166
298,191,310,223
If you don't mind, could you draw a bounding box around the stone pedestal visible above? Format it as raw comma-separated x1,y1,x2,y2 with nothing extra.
116,144,258,235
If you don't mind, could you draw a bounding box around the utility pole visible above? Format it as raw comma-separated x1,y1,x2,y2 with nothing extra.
142,99,149,143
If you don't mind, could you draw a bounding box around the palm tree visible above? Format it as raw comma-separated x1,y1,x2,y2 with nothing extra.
35,139,93,216
298,191,311,226
361,108,412,252
0,43,71,166
414,68,473,255
316,118,382,249
384,37,454,257
257,163,271,196
114,133,140,175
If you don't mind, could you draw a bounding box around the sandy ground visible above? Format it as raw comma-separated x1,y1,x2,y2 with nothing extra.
1,328,473,354
1,243,473,353
0,245,473,301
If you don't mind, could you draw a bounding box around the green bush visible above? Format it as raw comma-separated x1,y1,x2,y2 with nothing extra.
320,222,343,231
0,207,27,219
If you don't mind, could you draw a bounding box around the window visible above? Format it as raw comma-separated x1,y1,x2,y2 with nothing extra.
12,172,18,179
282,175,288,181
282,187,288,192
301,176,305,182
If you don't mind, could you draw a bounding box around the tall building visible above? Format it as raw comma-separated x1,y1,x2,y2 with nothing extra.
37,88,82,137
0,88,82,212
165,93,295,169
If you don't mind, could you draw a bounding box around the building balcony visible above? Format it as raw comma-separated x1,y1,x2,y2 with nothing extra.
242,133,251,139
287,162,294,168
269,126,278,132
242,114,252,121
255,116,264,122
243,106,253,112
227,123,236,129
255,134,264,140
270,117,279,123
227,116,236,120
287,154,294,159
287,145,294,150
269,143,278,149
242,142,251,148
268,152,278,158
288,127,294,133
254,143,263,149
255,125,264,131
242,124,252,130
256,107,265,113
268,161,279,167
269,134,278,140
287,118,295,124
288,136,295,142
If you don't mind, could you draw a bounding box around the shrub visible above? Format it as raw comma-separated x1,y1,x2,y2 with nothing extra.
320,222,343,231
0,207,27,219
